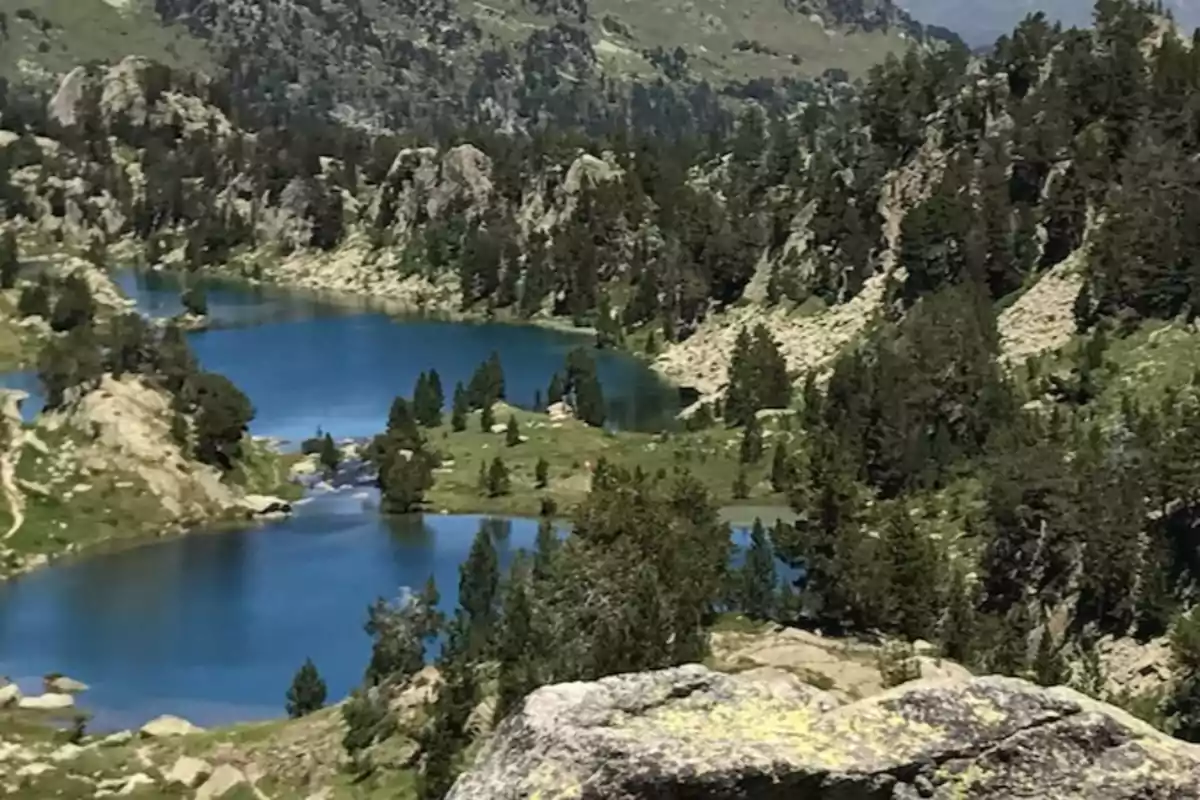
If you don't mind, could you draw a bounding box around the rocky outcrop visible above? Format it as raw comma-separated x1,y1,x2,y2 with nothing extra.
17,693,74,710
239,493,293,518
139,714,203,738
449,665,1200,799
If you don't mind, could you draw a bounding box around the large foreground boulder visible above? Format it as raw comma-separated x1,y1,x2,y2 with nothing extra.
447,664,1200,799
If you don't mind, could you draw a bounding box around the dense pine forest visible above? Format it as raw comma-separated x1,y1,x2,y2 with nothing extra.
10,0,1200,794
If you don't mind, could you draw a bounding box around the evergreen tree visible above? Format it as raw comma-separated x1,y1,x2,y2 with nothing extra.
418,614,477,799
940,568,977,666
505,414,521,446
882,505,942,642
0,229,19,290
1031,626,1068,687
724,327,756,426
318,432,340,476
732,468,750,500
181,284,208,317
547,372,565,406
428,369,445,418
49,272,95,332
341,688,391,761
385,396,423,452
186,372,254,471
468,351,506,409
285,658,327,718
495,574,537,721
451,381,468,432
460,524,500,657
739,414,764,464
738,518,776,619
17,274,50,319
413,371,442,428
380,451,433,513
770,441,792,493
535,457,550,489
486,456,511,497
480,401,496,432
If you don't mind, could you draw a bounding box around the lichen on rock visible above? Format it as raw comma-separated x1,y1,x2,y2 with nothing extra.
448,665,1200,799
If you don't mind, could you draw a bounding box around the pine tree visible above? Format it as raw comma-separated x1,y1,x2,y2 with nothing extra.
451,381,468,432
285,658,327,718
318,432,340,475
0,229,19,290
547,372,565,406
414,371,443,428
418,614,477,799
380,452,432,513
940,568,977,666
724,327,756,426
49,272,95,332
486,456,511,497
574,371,606,428
882,505,942,642
770,441,791,492
1031,626,1068,687
17,274,51,319
505,414,521,446
535,457,550,489
428,369,445,416
495,576,537,722
385,397,422,451
739,518,776,619
732,468,750,500
481,402,496,432
739,414,763,464
751,324,791,410
460,525,500,657
181,284,208,317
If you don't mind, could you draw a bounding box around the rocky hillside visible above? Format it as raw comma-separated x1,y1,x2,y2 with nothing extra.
2,0,954,133
449,665,1200,799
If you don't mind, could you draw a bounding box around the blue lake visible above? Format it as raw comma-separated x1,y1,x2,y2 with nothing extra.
0,269,712,730
7,269,681,437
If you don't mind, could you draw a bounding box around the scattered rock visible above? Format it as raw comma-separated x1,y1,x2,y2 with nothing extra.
44,674,89,693
139,714,203,738
239,494,293,517
196,764,249,799
99,730,134,746
15,762,53,778
117,772,156,795
18,692,74,710
546,401,574,421
0,682,21,707
50,743,84,762
163,755,213,788
489,423,508,435
449,665,1200,799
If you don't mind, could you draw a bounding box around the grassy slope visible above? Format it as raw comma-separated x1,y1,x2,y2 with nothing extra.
463,0,909,83
421,402,793,519
2,422,304,573
0,0,212,82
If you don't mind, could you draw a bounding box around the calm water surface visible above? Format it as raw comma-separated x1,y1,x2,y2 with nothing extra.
8,269,680,436
0,269,693,729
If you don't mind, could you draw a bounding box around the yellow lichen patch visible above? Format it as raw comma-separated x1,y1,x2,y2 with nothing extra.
961,692,1009,726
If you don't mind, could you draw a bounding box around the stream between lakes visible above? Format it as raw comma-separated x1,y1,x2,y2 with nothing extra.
0,270,768,731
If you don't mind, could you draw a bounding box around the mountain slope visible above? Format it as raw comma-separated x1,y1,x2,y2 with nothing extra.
6,0,952,131
0,0,212,85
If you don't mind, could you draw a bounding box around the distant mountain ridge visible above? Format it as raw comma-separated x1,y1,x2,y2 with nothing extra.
901,0,1200,45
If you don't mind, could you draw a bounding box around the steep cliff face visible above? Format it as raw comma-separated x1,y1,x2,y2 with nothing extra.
449,665,1200,799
